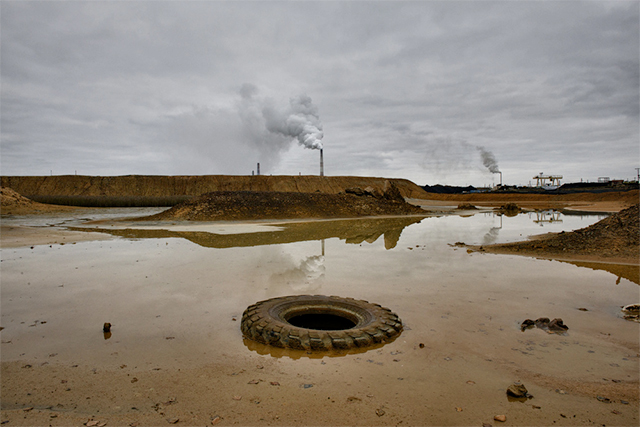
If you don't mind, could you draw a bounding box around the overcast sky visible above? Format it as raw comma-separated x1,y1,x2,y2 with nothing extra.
1,1,638,186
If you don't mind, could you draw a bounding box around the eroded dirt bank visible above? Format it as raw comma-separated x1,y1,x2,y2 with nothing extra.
0,175,430,200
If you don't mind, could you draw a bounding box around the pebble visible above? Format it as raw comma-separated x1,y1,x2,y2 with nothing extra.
166,417,179,424
211,415,222,425
232,395,242,401
494,414,506,422
375,408,385,417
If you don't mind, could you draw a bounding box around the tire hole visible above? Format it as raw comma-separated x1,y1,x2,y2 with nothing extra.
286,313,356,331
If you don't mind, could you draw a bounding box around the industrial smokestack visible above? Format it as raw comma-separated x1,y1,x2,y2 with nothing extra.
257,163,260,176
320,149,324,176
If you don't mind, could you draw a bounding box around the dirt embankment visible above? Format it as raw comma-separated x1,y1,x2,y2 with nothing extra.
472,204,640,265
0,187,77,215
420,189,639,212
0,175,429,200
144,184,426,222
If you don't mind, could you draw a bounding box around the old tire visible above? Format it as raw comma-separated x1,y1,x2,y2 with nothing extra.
241,295,402,351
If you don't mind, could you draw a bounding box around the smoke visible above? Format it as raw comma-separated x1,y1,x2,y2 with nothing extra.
477,146,500,173
262,94,324,150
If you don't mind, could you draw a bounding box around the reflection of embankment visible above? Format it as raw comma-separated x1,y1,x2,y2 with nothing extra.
559,260,639,285
71,216,424,249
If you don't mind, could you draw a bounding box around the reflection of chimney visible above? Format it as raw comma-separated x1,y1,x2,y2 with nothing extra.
257,163,260,176
320,149,324,176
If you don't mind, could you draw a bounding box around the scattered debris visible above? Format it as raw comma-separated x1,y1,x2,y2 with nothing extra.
622,304,640,322
520,317,568,333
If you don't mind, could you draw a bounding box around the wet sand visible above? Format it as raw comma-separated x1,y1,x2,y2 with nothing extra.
1,209,638,426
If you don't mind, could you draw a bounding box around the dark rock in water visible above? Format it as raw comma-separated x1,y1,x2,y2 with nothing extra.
521,317,568,334
506,383,529,398
520,319,535,331
103,322,111,333
534,317,550,327
548,318,569,331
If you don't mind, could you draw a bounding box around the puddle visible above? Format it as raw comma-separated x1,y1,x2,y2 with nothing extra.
1,208,637,425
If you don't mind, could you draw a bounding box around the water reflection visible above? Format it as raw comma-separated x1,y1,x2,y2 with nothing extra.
71,216,424,250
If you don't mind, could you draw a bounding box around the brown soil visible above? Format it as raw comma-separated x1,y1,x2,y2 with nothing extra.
471,204,640,265
0,187,78,215
143,188,426,222
421,189,639,212
0,175,429,199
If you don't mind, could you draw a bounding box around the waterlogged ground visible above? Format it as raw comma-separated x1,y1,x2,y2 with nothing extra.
1,209,638,426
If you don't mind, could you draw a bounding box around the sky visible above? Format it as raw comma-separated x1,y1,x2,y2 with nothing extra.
1,1,638,187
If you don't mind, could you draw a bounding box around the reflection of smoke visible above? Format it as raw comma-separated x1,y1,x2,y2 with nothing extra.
482,227,501,245
476,146,500,173
268,255,325,292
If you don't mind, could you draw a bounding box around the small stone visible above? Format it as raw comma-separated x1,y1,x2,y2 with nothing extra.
494,414,506,422
455,407,463,412
211,415,222,425
103,323,111,333
232,395,242,401
375,408,385,417
166,417,179,424
248,379,259,384
419,343,425,348
506,383,528,398
466,380,475,385
270,381,280,386
482,424,493,427
23,407,34,412
86,421,98,427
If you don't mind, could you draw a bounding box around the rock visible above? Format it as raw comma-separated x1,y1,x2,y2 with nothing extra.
534,317,550,327
364,186,383,198
506,382,528,398
375,408,385,417
103,323,111,333
622,304,640,313
520,319,535,330
345,187,365,196
383,180,404,202
210,415,222,425
166,418,179,424
548,318,568,331
494,414,507,422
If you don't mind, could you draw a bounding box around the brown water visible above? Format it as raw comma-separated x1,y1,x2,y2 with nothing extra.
1,209,638,426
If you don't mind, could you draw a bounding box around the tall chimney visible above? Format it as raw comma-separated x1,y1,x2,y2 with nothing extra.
320,149,324,176
257,163,260,176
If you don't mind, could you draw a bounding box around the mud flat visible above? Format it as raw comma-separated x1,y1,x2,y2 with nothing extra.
1,187,638,426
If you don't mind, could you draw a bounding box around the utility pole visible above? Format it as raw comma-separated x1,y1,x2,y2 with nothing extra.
635,167,639,182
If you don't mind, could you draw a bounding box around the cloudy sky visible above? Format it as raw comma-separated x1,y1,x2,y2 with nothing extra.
1,1,638,186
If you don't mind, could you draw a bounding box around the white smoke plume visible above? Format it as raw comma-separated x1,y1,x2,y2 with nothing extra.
476,146,500,173
262,94,324,150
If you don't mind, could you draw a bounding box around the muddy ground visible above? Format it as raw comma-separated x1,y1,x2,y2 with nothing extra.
1,187,639,426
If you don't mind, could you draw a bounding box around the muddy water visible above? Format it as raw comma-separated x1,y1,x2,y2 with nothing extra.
1,209,638,426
